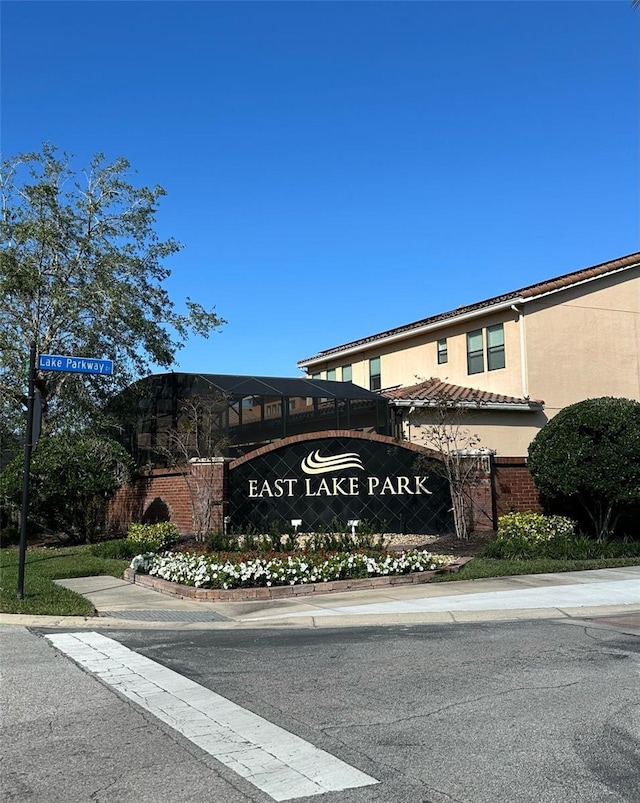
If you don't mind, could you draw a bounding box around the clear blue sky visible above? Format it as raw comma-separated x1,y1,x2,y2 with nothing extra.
2,1,638,378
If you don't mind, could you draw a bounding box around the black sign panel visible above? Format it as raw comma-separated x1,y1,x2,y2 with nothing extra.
229,436,454,535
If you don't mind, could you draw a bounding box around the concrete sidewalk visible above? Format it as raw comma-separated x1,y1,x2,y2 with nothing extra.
1,566,640,631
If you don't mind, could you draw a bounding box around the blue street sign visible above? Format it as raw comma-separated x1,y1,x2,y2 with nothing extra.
38,354,114,376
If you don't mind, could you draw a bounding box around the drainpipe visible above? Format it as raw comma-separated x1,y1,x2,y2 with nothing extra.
511,304,529,400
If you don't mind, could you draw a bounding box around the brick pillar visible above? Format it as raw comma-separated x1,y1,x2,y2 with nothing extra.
187,457,230,534
460,449,495,533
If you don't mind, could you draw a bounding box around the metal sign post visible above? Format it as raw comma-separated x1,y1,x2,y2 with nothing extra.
17,343,36,599
17,350,113,599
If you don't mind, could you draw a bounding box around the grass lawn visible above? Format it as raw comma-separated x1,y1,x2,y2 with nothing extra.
1,544,639,617
0,546,130,616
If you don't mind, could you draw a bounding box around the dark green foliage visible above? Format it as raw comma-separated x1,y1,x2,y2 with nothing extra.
89,538,140,560
205,529,240,553
528,397,640,539
306,520,386,553
264,520,285,553
0,432,133,542
483,534,640,561
0,526,20,546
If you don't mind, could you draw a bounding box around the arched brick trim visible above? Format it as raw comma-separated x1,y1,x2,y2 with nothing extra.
229,430,443,469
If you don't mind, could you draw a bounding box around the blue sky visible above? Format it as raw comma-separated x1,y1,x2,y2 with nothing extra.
2,1,638,378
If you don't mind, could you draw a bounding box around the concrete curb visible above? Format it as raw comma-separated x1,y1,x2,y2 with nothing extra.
3,604,640,632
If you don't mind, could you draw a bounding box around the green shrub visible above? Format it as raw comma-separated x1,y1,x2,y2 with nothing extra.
484,512,640,560
304,520,386,554
126,522,179,553
484,512,576,559
527,397,640,540
263,520,285,553
89,539,140,560
206,529,240,553
238,533,256,551
0,526,20,547
0,432,133,543
498,512,575,542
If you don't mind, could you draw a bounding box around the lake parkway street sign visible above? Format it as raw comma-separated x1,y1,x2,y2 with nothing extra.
38,354,114,375
18,348,115,599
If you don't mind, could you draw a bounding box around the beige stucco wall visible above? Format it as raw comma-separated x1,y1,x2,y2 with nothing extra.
314,309,527,398
306,267,639,457
523,269,640,416
403,408,549,458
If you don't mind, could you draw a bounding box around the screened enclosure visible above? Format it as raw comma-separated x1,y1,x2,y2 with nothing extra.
109,372,392,465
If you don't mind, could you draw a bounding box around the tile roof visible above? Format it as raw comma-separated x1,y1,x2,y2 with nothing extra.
382,378,544,409
298,252,640,365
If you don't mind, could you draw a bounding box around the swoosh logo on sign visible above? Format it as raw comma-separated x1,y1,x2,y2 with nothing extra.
301,450,365,475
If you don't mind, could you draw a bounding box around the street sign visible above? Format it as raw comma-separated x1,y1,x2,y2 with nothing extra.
38,354,114,376
17,347,114,599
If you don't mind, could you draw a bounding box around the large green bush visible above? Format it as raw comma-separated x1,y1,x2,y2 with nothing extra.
528,397,640,540
0,432,133,542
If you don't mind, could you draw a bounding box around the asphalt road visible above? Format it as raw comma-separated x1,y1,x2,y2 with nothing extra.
2,617,639,802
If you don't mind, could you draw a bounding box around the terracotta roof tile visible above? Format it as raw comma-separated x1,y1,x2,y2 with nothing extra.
382,378,544,408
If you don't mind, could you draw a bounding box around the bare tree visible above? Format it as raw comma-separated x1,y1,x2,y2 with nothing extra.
408,381,490,539
155,395,229,540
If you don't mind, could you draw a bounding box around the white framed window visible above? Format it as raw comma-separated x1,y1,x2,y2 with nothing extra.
369,356,381,390
467,329,484,374
487,324,505,370
437,338,448,365
466,324,506,374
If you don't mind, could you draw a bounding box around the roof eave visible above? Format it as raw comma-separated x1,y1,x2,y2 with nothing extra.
297,297,524,368
298,256,640,369
390,399,544,413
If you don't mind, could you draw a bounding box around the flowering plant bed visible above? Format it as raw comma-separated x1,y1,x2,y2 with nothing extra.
129,549,458,591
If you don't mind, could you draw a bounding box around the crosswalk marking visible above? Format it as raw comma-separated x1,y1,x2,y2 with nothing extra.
45,632,378,801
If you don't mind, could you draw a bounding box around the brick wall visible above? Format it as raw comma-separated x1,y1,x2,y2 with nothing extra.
107,436,541,536
492,457,542,519
107,460,227,536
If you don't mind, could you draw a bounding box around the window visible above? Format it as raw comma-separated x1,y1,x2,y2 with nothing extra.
326,368,336,381
487,324,505,370
310,372,321,380
467,330,484,374
466,324,506,374
341,364,352,382
369,356,381,391
437,338,448,365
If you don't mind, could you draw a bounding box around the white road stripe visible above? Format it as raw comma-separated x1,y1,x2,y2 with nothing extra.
45,632,378,801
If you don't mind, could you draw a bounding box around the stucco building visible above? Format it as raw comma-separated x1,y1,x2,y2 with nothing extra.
108,252,639,536
297,252,640,458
